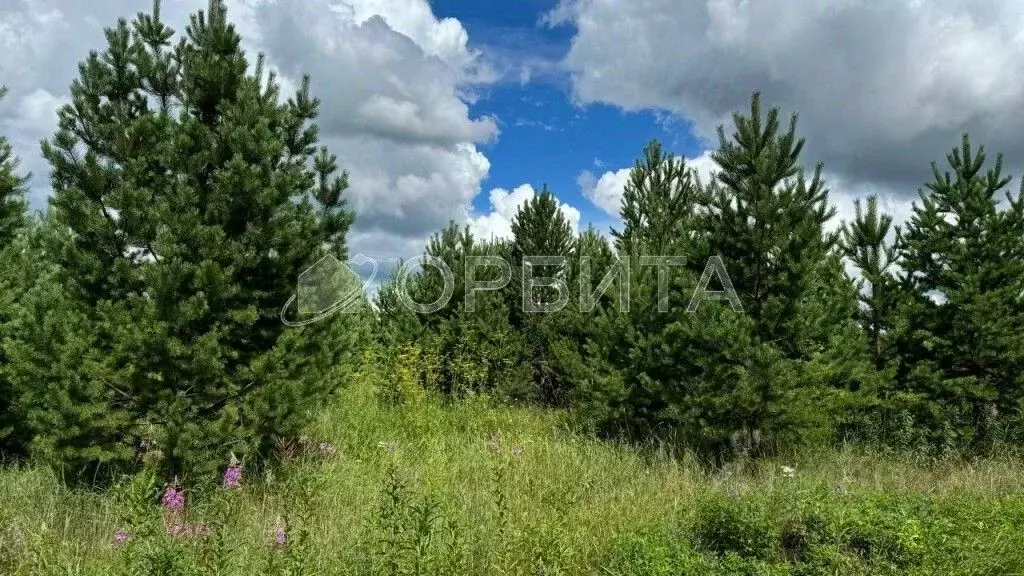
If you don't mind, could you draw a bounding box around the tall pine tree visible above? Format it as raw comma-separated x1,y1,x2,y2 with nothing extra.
0,86,27,244
510,186,576,404
701,92,844,356
841,195,900,370
16,1,364,479
0,85,30,456
694,93,867,451
893,135,1024,445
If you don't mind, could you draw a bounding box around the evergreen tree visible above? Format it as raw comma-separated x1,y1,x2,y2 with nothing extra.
510,185,575,315
378,223,527,398
0,86,27,244
0,86,30,456
694,94,867,452
19,0,364,479
573,139,781,457
701,92,842,357
893,135,1024,444
841,195,900,369
509,186,577,404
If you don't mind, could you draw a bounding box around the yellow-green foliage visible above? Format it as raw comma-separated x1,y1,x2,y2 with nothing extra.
2,369,1024,575
374,344,432,408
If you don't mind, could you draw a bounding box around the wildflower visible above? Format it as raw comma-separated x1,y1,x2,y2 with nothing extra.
111,530,131,548
510,446,523,457
781,465,796,478
192,523,213,537
222,464,243,489
273,525,286,548
318,441,335,456
161,486,185,512
167,522,188,536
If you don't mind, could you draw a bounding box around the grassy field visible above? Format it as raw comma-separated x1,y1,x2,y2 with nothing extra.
2,375,1024,575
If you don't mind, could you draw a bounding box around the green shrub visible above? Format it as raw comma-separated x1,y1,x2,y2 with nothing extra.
691,492,779,561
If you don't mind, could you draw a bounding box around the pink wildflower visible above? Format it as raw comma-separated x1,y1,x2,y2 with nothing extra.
222,464,243,489
161,486,185,512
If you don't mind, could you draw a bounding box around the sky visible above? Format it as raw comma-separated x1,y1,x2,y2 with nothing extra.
4,0,1024,283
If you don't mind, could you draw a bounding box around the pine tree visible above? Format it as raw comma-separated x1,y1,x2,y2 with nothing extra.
417,221,476,331
614,140,703,258
509,186,577,404
690,93,867,451
19,0,363,479
701,92,841,357
378,222,528,398
0,86,27,244
893,135,1024,443
841,196,900,369
510,184,575,311
572,139,781,457
0,85,30,456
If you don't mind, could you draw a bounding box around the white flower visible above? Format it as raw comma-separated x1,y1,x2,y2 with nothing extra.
781,465,796,478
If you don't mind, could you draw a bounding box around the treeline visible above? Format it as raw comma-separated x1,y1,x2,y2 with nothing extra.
0,0,1021,487
0,2,368,483
378,95,1024,460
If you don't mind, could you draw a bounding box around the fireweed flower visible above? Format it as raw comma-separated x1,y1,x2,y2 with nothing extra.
222,464,243,489
273,524,287,548
161,486,185,512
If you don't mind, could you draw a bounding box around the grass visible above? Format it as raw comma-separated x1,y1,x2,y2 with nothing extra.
2,375,1024,574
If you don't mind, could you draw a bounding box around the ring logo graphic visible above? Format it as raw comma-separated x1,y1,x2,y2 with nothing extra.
281,253,376,326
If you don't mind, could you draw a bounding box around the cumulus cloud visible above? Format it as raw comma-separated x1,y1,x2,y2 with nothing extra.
466,184,582,242
0,0,499,262
548,0,1024,202
576,168,627,217
578,149,719,218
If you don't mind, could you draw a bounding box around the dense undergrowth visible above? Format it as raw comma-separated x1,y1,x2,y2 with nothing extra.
2,371,1023,575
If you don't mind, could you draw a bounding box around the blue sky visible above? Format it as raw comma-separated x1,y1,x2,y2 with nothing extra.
428,0,704,234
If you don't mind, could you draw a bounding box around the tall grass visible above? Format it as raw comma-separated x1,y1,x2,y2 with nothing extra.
2,374,1024,574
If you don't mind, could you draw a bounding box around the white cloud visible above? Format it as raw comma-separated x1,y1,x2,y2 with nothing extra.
687,150,719,186
577,168,628,217
549,0,1024,197
466,184,582,242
